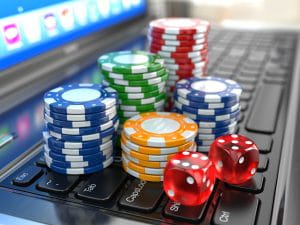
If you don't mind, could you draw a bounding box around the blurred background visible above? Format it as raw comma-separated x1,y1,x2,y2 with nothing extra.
148,0,300,29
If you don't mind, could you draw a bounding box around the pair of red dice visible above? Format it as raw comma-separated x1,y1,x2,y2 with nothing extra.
163,134,259,206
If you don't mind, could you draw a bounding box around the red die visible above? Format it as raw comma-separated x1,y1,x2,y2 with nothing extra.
163,151,216,206
209,134,259,184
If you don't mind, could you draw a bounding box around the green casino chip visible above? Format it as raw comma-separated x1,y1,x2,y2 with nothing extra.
119,92,166,105
118,88,165,100
98,51,164,74
100,68,167,80
104,73,169,86
119,99,165,112
102,79,166,93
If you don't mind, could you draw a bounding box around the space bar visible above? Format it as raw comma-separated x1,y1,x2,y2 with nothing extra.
246,84,282,133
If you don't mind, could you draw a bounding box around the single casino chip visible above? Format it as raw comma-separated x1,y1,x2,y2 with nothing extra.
98,51,164,74
195,137,215,146
123,112,198,147
46,117,119,135
195,118,237,129
44,111,117,128
152,49,208,59
119,99,165,111
178,108,241,122
118,87,165,100
48,142,113,156
149,29,207,40
149,18,210,35
121,133,195,155
102,79,166,93
44,84,118,114
119,92,166,106
196,145,211,153
174,94,238,109
198,121,238,134
44,145,113,162
44,105,117,122
148,36,208,47
103,73,168,86
197,126,237,140
176,77,242,103
164,60,207,71
43,131,113,149
46,156,113,175
168,68,205,76
121,142,177,161
175,101,240,116
122,162,164,182
122,152,167,168
150,42,208,53
122,153,165,175
164,56,204,64
101,67,167,80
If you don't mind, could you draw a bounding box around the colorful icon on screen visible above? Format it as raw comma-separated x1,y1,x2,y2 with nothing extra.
97,0,110,17
22,15,41,43
43,13,58,35
59,7,75,30
73,2,88,25
2,23,22,50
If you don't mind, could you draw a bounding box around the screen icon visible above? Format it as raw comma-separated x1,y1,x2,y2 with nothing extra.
97,0,110,17
21,15,41,43
43,13,58,36
59,7,75,30
1,22,22,50
73,2,88,25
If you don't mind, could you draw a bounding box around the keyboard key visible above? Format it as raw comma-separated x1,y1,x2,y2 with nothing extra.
246,84,282,133
239,132,273,153
119,179,164,212
35,155,47,167
240,84,255,92
227,174,265,193
240,102,248,111
236,76,258,84
77,167,127,203
240,92,252,101
213,190,259,225
164,200,207,223
37,171,79,194
258,155,269,171
13,165,43,187
264,76,286,84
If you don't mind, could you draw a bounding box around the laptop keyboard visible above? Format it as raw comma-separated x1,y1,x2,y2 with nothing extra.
0,28,297,225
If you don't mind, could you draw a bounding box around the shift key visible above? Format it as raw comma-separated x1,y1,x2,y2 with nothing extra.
246,84,282,133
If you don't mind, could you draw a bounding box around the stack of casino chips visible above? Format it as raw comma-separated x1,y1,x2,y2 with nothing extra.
148,18,210,110
43,84,119,175
120,112,198,182
98,51,168,129
174,77,242,153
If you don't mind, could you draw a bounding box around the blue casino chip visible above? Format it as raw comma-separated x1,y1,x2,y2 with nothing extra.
175,77,242,103
44,152,108,168
46,117,119,135
48,125,115,142
44,145,113,162
44,113,117,128
48,141,113,156
44,105,117,122
197,126,236,140
175,100,240,116
176,108,241,122
43,131,113,149
174,94,238,109
45,156,114,175
198,121,238,134
44,83,118,114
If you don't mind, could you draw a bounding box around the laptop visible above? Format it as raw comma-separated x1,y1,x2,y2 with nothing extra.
0,1,298,225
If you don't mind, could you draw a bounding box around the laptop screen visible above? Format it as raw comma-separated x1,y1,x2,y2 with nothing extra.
0,0,147,71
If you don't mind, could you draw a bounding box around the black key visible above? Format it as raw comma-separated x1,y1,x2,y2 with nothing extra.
77,167,127,203
214,70,233,79
240,92,252,101
13,165,43,187
213,190,259,225
236,76,258,84
246,84,282,133
240,102,248,111
240,84,255,92
239,131,272,153
119,179,164,212
264,76,286,84
240,70,260,77
35,155,47,167
164,200,207,223
227,174,265,193
37,171,79,194
258,155,269,171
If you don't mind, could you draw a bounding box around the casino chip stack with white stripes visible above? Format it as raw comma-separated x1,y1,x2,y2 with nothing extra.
120,112,198,182
174,77,242,153
43,84,119,175
98,51,168,129
148,18,210,110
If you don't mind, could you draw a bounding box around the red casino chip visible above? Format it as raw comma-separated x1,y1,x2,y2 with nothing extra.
149,18,210,35
164,56,204,64
149,36,208,47
165,59,208,71
168,67,207,76
150,48,208,59
149,29,208,41
150,42,208,53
